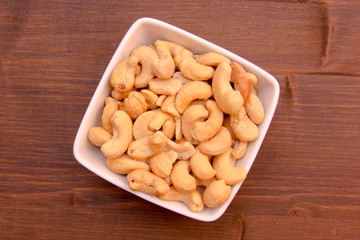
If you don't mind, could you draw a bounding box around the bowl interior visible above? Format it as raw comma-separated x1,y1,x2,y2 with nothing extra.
73,17,280,222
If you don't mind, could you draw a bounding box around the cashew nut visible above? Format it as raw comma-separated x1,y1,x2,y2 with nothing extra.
160,132,195,160
110,55,139,92
212,62,243,114
149,151,177,178
107,154,150,174
141,89,158,110
244,93,264,125
195,177,216,188
170,160,196,193
133,111,155,140
194,52,230,66
232,141,248,160
181,104,208,144
190,149,216,180
156,94,167,106
127,131,167,160
172,71,192,85
152,44,176,80
213,148,247,185
101,100,118,133
192,100,224,143
161,95,179,118
148,77,182,95
230,107,259,142
123,91,147,120
131,45,158,88
148,109,172,131
175,81,212,114
223,115,237,140
203,180,231,208
230,61,251,102
198,127,232,156
248,72,257,85
175,117,183,141
161,119,175,139
111,87,135,101
159,187,204,213
127,169,169,196
88,127,112,147
101,110,133,158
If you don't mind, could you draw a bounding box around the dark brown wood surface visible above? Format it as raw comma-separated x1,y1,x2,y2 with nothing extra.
1,0,359,239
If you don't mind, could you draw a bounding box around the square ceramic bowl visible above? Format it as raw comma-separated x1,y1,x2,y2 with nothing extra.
73,17,280,222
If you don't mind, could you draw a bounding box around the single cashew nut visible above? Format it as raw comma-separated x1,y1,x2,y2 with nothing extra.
159,187,204,213
102,101,118,133
170,160,196,193
148,109,172,131
213,148,247,185
190,149,216,181
123,91,147,120
244,93,264,125
232,141,248,160
127,169,169,196
127,131,167,160
179,56,214,81
141,89,158,110
156,94,167,106
149,151,177,178
131,45,158,88
101,110,133,158
182,104,209,144
111,87,135,101
133,111,155,140
107,154,150,174
110,55,139,92
158,132,195,160
175,117,183,141
203,179,231,208
192,100,224,143
194,52,230,66
148,77,182,95
212,62,243,114
175,81,212,114
88,127,112,147
230,61,251,102
230,107,259,142
161,95,179,117
198,127,232,156
161,119,176,139
152,44,176,79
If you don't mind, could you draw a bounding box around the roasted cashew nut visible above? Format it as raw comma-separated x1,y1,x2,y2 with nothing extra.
88,127,112,147
133,111,155,140
102,101,118,133
148,77,182,95
111,87,135,101
149,151,177,178
190,149,216,181
161,119,176,139
212,62,243,114
157,131,195,160
230,61,251,102
170,160,196,193
127,131,167,160
194,52,230,66
198,127,232,156
110,55,139,92
230,107,259,142
159,187,204,213
123,91,147,120
101,110,133,158
192,100,224,143
213,148,247,185
107,154,150,174
232,141,248,160
131,45,158,88
152,44,176,80
175,81,212,114
203,180,231,208
182,104,208,144
244,93,264,125
127,169,169,196
161,95,179,118
172,71,191,85
141,89,158,110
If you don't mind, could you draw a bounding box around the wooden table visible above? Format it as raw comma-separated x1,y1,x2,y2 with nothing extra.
1,1,359,239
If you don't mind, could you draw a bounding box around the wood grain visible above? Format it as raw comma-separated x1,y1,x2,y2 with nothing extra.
0,0,359,239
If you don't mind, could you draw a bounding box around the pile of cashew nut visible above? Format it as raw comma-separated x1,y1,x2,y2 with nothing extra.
88,40,264,213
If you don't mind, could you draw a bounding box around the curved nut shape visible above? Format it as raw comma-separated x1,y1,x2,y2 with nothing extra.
230,61,251,102
179,56,214,81
212,62,243,114
203,179,231,208
155,40,192,68
170,160,196,193
198,127,232,156
110,55,139,92
101,101,118,133
149,151,176,178
111,87,135,101
127,169,169,196
161,95,179,117
232,141,248,160
148,77,182,95
244,93,264,125
148,109,172,131
192,100,224,143
131,45,158,88
222,115,237,140
123,91,147,120
230,107,259,142
159,187,204,213
194,52,230,66
88,127,112,147
141,89,158,110
175,81,212,114
190,149,216,181
107,154,150,175
161,119,175,139
172,71,191,85
158,132,195,160
101,110,133,158
133,111,155,140
152,44,176,79
127,131,167,160
182,104,208,144
213,148,247,185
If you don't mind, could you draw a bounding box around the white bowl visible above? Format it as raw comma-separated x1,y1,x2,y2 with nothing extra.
73,17,280,222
